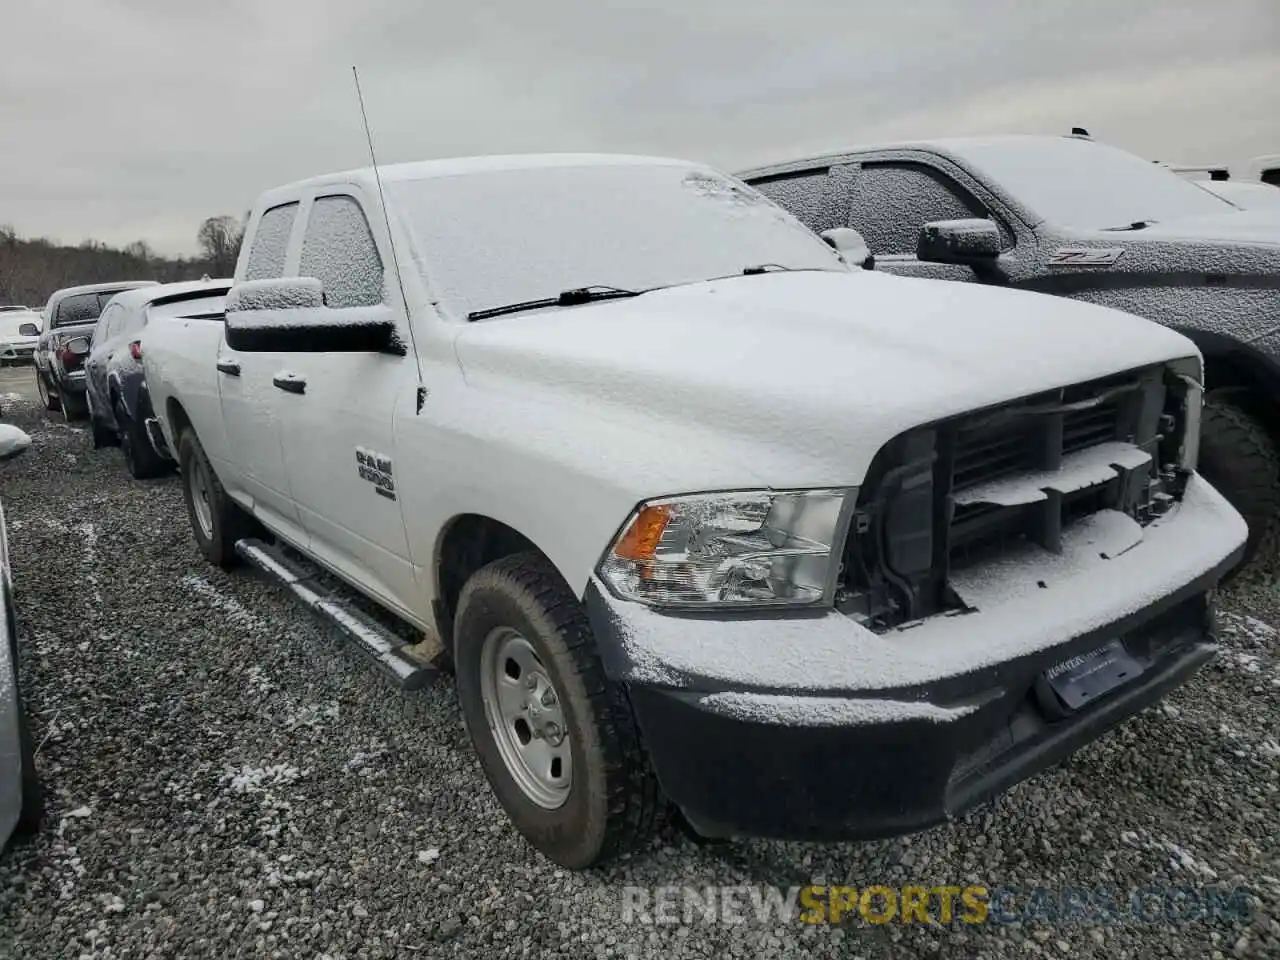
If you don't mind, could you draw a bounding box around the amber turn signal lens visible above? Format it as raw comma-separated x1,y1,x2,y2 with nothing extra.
612,504,672,561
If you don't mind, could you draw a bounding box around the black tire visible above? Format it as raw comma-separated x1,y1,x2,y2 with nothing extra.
178,427,255,568
36,370,59,412
115,396,168,479
454,552,662,869
89,401,117,449
1199,398,1280,578
61,390,88,422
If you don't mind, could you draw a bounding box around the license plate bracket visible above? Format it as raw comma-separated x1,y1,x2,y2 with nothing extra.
1042,639,1144,711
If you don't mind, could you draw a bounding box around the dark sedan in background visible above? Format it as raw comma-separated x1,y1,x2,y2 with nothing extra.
77,279,230,478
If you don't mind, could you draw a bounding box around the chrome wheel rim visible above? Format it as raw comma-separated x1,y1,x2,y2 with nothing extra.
479,627,572,809
188,457,214,539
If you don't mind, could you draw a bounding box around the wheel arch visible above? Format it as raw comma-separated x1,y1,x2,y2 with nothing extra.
433,513,558,652
1181,329,1280,433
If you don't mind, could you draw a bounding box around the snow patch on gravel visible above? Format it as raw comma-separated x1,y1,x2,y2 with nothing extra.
181,574,268,631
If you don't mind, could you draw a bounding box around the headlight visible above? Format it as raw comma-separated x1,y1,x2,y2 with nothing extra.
598,489,851,609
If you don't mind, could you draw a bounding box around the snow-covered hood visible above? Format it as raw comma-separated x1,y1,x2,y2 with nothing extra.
454,271,1198,485
1078,209,1280,246
0,334,38,347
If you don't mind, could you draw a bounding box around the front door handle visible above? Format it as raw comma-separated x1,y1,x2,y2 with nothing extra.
216,359,241,377
273,372,306,395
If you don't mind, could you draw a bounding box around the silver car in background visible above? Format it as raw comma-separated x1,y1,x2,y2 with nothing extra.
0,423,40,851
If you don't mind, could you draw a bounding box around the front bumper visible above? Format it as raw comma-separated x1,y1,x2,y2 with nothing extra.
586,475,1245,841
0,343,36,363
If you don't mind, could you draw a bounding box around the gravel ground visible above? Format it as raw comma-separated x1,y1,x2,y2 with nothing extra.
0,380,1277,960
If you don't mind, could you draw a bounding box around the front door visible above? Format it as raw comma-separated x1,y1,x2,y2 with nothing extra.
270,193,418,615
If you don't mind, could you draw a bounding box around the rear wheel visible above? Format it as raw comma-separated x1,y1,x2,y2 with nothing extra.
61,391,88,422
36,370,59,412
1199,398,1280,578
454,552,662,868
178,428,255,567
115,396,168,479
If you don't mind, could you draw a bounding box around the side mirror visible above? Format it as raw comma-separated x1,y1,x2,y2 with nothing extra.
225,277,326,314
224,277,404,355
18,323,39,337
64,336,91,357
819,227,875,270
917,219,1002,265
0,424,31,462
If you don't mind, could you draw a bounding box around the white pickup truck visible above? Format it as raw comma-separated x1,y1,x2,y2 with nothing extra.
143,154,1246,869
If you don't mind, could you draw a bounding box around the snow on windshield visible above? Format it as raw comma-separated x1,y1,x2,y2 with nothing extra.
951,137,1236,230
388,162,845,319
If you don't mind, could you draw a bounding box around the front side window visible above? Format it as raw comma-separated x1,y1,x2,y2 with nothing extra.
846,162,993,256
749,169,833,232
244,202,299,281
298,196,384,308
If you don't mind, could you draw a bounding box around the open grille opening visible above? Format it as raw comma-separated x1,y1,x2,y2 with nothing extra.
838,364,1178,632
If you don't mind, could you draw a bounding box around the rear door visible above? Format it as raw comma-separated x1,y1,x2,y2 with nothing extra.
218,201,308,545
271,191,419,615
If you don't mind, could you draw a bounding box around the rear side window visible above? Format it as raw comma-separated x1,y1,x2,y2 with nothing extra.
846,162,996,256
245,202,299,281
749,169,833,232
298,195,384,308
55,292,114,327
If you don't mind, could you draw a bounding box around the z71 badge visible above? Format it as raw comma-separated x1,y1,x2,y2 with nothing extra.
355,447,396,501
1047,247,1125,267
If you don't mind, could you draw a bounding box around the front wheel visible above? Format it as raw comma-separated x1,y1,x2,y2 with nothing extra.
35,370,59,412
1199,398,1280,578
178,428,255,568
454,552,662,869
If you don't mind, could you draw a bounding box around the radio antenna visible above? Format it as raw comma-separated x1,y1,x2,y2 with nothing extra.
352,65,424,393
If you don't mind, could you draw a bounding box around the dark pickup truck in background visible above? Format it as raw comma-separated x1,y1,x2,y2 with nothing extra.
741,133,1280,576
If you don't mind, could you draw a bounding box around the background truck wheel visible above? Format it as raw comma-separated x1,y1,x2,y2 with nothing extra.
1199,398,1280,579
178,428,255,568
60,391,88,422
115,396,168,479
36,371,59,412
454,552,662,869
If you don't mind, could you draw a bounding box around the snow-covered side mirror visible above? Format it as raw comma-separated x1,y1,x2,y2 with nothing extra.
18,323,39,337
0,424,31,463
917,219,1001,264
225,277,326,314
819,227,874,270
63,336,90,357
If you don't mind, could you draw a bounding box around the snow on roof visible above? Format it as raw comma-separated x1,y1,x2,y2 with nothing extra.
106,279,232,311
47,280,158,302
259,153,704,200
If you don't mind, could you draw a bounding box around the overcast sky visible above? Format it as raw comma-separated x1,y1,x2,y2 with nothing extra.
2,0,1277,256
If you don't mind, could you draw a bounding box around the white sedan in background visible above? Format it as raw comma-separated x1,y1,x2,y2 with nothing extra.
0,307,42,366
0,424,40,852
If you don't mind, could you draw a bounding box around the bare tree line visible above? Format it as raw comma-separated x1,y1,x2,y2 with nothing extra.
0,215,245,309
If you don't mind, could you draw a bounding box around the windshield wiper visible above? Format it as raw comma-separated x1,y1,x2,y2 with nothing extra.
467,285,645,321
1100,220,1158,232
741,263,809,275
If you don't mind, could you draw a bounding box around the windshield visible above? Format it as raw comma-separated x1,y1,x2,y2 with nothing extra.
388,161,845,319
951,137,1237,229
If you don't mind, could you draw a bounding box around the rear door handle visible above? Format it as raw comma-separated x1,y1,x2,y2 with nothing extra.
216,359,241,377
273,373,306,395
